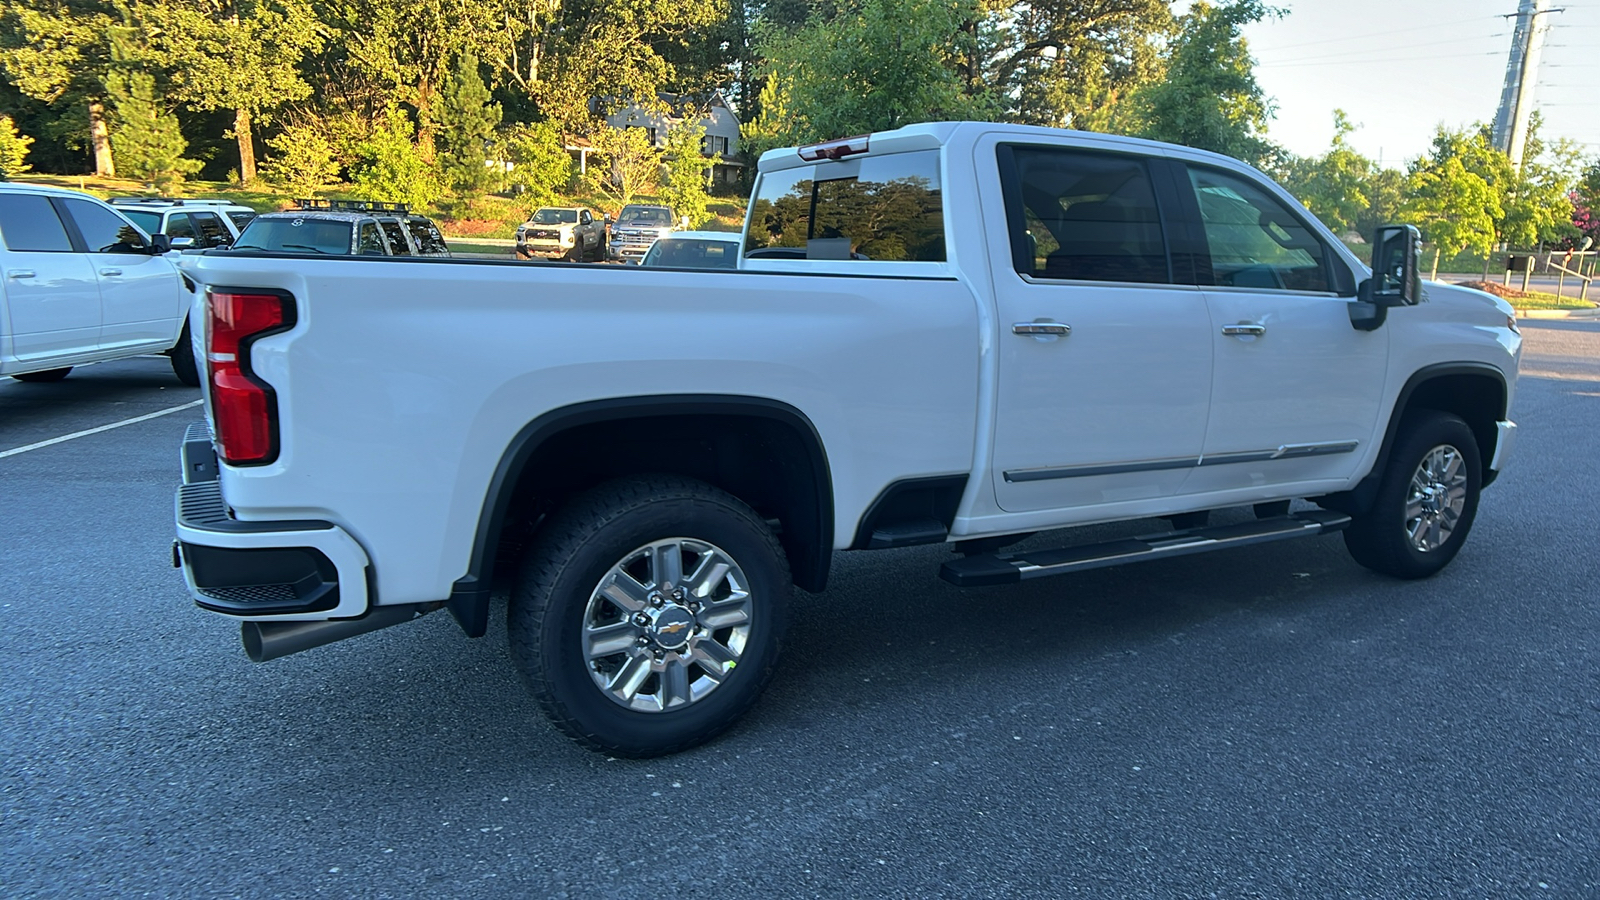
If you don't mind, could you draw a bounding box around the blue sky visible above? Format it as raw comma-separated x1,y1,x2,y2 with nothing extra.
1241,0,1600,167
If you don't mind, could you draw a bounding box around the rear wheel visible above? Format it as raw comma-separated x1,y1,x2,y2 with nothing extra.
169,321,200,387
1343,411,1482,579
11,367,72,383
508,475,791,757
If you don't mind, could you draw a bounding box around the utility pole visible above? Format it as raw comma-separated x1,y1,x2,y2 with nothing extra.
1491,0,1558,168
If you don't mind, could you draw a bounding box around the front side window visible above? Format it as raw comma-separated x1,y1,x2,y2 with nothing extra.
61,198,149,253
1001,147,1168,284
0,194,75,252
190,211,231,247
120,208,162,235
1187,166,1329,293
356,222,387,255
744,149,945,262
165,213,197,239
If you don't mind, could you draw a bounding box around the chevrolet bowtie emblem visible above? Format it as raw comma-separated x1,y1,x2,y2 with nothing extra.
658,621,690,635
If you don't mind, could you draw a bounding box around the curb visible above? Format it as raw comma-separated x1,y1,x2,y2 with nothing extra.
1515,308,1600,320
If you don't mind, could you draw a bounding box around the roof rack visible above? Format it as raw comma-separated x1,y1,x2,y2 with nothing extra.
296,198,410,215
108,197,237,207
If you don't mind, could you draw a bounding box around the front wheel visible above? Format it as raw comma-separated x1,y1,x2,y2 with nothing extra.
11,367,72,383
1343,411,1482,579
509,475,791,757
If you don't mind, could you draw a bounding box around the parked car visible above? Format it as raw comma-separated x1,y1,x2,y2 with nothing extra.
231,200,450,257
171,121,1520,758
107,197,256,248
608,204,677,263
0,184,198,385
639,230,740,269
516,207,606,261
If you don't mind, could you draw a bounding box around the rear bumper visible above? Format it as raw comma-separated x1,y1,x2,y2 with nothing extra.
173,422,370,621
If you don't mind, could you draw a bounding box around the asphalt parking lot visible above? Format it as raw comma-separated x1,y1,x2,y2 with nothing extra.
3,320,1598,898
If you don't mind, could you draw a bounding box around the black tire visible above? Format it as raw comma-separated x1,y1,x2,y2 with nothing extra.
1343,411,1482,579
509,475,791,757
11,367,71,383
564,245,582,263
169,321,200,387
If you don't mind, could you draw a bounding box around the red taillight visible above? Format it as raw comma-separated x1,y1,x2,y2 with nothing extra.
797,134,870,161
207,290,292,465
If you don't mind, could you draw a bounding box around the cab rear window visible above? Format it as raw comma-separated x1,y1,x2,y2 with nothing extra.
744,149,945,262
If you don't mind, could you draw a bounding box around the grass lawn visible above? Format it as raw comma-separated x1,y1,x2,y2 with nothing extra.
1506,290,1595,311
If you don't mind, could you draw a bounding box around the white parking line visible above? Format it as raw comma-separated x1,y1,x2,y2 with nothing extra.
0,400,203,459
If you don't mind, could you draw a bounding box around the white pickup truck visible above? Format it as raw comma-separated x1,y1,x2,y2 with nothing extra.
171,122,1521,757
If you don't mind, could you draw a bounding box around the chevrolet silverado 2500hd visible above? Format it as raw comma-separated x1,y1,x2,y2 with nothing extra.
171,122,1520,757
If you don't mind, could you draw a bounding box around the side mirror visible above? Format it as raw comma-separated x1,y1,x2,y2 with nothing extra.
1349,224,1421,331
149,233,173,254
170,236,196,250
1370,224,1421,305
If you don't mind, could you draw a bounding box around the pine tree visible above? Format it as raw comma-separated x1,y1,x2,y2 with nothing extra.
0,116,35,180
436,54,502,199
104,30,201,191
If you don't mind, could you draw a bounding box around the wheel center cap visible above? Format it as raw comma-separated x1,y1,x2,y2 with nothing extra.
649,606,695,650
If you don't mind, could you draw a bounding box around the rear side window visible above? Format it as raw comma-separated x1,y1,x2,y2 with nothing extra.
1187,166,1330,293
378,219,412,255
407,217,449,255
1001,147,1169,284
61,198,150,253
0,194,76,252
190,211,231,247
744,149,945,262
227,210,256,230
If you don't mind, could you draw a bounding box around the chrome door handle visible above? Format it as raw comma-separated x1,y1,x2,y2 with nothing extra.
98,267,124,277
7,270,36,279
1222,323,1266,336
1013,322,1071,336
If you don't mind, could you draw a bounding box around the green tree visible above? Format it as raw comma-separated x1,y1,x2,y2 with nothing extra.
349,104,443,209
261,121,340,196
1288,110,1376,236
131,0,322,184
1129,0,1278,164
660,120,714,227
1402,155,1501,278
503,120,573,206
0,0,119,174
0,115,35,179
753,0,993,145
436,54,503,199
104,30,202,191
589,124,659,207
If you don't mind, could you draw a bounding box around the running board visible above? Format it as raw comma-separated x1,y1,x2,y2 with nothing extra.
940,510,1352,587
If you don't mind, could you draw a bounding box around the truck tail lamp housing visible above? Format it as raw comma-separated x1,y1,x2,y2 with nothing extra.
797,135,870,161
206,289,295,465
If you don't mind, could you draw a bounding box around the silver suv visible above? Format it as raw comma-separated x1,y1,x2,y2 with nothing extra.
231,200,451,257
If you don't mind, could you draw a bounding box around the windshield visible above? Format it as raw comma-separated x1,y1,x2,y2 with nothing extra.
618,206,672,227
531,208,578,225
233,218,353,254
121,210,161,234
642,237,739,269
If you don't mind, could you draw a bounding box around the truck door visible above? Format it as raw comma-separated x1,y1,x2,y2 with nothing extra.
1174,164,1388,494
983,142,1214,514
0,193,101,365
58,197,183,353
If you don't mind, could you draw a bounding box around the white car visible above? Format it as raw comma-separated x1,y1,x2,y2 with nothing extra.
106,198,257,250
639,230,740,268
171,121,1520,757
0,184,197,385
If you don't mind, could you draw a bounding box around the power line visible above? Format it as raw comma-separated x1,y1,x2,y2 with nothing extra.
1255,33,1508,65
1258,51,1504,69
1248,14,1505,53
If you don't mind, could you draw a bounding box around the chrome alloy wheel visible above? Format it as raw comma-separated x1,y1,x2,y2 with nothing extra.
1405,444,1469,553
583,538,753,712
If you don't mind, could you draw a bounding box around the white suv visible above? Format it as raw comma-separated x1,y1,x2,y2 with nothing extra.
0,184,197,385
107,198,257,249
